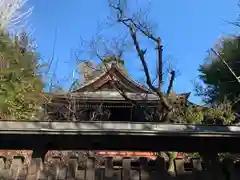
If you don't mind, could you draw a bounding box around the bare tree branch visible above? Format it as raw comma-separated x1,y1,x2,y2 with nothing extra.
76,36,157,117
157,40,163,91
71,0,178,122
167,70,175,95
0,0,33,32
109,2,172,111
100,57,158,118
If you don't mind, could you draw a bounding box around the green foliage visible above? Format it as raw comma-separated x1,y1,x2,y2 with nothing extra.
197,36,240,108
172,101,236,161
171,101,236,125
184,106,204,124
203,101,236,125
0,31,44,120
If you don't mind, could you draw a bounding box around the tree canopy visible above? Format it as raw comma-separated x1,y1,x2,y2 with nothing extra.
197,36,240,109
0,31,44,120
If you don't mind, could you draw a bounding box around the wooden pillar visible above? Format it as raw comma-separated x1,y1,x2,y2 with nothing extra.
86,158,95,180
155,156,167,180
10,157,24,179
139,157,149,180
130,106,133,121
67,158,78,179
122,159,131,180
72,96,76,121
26,158,43,180
191,158,204,180
26,148,47,180
105,157,113,178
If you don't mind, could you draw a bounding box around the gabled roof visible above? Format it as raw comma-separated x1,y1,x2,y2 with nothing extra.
72,63,151,93
69,63,192,105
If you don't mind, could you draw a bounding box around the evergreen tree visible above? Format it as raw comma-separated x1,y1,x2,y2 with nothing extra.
0,31,44,120
197,36,240,110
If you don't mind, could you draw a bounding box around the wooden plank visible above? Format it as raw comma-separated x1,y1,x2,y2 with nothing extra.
10,157,24,180
191,158,202,171
139,158,149,180
51,157,61,179
67,158,78,179
0,157,7,179
26,158,43,180
105,157,113,178
131,169,140,180
122,159,131,180
58,165,67,180
174,159,186,176
0,121,239,137
155,157,168,179
0,121,240,152
191,158,204,180
86,158,95,180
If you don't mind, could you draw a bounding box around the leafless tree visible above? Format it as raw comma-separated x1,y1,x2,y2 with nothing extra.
73,0,178,123
62,1,182,172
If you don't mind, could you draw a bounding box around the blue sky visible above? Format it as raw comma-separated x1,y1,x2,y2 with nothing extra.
27,0,239,104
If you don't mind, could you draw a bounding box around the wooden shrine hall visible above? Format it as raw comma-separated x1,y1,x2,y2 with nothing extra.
44,60,191,123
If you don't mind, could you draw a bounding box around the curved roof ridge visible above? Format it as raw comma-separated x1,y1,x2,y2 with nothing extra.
72,63,152,93
71,62,191,98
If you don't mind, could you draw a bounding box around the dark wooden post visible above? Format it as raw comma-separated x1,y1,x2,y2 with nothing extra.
72,96,77,121
122,159,131,180
191,158,204,180
155,156,167,180
10,157,24,179
67,158,78,179
139,158,149,180
86,157,95,180
174,158,186,176
26,158,43,180
26,148,46,180
105,157,113,178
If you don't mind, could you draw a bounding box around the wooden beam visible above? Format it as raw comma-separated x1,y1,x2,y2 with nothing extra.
0,121,238,152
